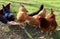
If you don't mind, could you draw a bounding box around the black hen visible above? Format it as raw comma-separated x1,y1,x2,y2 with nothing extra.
29,4,44,16
0,14,8,24
0,14,20,26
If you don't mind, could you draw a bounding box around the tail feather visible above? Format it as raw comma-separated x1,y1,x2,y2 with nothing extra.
5,3,11,10
2,4,15,21
0,3,11,15
2,4,11,14
29,4,44,16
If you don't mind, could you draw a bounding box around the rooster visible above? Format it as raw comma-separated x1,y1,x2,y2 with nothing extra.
17,4,28,22
2,4,15,21
0,3,10,15
29,4,44,16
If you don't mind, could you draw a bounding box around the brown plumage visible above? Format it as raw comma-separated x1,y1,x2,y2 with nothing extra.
17,4,28,22
5,3,10,11
46,8,57,31
26,6,46,28
26,7,46,28
0,3,11,15
38,16,50,32
27,16,40,28
38,8,57,33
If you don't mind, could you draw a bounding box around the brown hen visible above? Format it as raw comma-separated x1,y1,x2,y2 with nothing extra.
47,8,57,31
17,4,28,22
38,8,57,35
26,6,46,28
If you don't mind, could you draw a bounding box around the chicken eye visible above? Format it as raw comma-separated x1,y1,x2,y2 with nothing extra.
26,10,28,12
51,15,55,18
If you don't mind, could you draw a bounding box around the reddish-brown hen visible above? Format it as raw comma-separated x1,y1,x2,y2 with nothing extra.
26,7,46,28
38,8,57,33
47,8,57,31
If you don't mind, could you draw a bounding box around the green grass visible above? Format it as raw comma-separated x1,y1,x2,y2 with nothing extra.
0,0,60,39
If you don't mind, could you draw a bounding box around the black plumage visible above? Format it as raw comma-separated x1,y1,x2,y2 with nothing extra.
29,4,44,16
2,5,15,21
0,3,10,15
0,14,8,24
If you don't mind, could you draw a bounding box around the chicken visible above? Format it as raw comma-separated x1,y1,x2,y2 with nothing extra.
46,8,57,31
37,8,57,35
0,14,20,26
32,7,46,20
0,3,10,15
38,16,50,32
17,4,28,22
2,4,15,21
29,4,44,16
26,5,46,28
